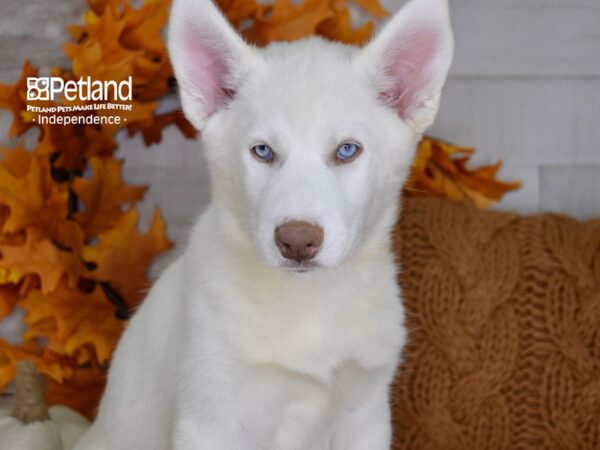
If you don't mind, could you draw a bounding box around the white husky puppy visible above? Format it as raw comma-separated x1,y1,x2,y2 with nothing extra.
74,0,453,448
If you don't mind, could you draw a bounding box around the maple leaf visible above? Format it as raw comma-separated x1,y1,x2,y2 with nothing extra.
86,0,126,17
20,281,123,364
67,0,173,102
0,339,103,418
45,362,107,419
34,121,119,172
120,0,170,55
0,149,85,251
218,0,269,28
0,144,34,177
0,154,47,233
65,5,140,82
245,0,335,45
83,208,172,308
317,8,374,45
0,228,85,295
0,285,19,320
73,157,147,238
0,340,75,391
406,138,521,207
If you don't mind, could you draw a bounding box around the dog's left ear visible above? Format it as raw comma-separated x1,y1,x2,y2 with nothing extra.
168,0,262,130
355,0,454,135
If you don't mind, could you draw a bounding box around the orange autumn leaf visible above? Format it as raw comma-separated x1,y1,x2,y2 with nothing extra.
65,5,140,82
0,285,19,320
20,281,123,364
0,144,35,178
0,148,85,251
35,121,119,170
83,208,172,308
86,0,126,17
245,0,335,45
73,157,147,238
119,0,171,55
317,8,374,45
67,0,173,101
45,362,107,419
317,0,386,45
0,0,183,416
406,138,521,207
0,340,75,391
0,228,85,295
217,0,269,28
1,339,105,419
0,154,48,233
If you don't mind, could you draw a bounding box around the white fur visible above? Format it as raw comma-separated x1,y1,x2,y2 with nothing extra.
74,0,453,448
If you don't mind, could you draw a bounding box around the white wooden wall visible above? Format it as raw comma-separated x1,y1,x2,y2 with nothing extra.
1,0,599,248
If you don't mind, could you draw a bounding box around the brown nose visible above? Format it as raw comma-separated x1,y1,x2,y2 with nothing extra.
275,221,324,262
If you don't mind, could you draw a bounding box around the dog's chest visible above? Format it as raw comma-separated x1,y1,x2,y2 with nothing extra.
230,351,388,449
223,278,402,383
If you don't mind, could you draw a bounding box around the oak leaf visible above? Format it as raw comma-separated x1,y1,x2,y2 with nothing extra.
406,138,521,207
0,339,103,418
0,148,85,251
0,285,19,320
245,0,335,45
0,228,85,295
83,208,172,308
0,340,75,391
65,5,139,82
0,154,47,234
317,8,374,45
73,157,147,238
20,281,123,364
45,362,107,419
218,0,269,28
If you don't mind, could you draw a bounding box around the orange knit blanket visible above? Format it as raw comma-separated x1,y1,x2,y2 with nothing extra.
392,197,600,450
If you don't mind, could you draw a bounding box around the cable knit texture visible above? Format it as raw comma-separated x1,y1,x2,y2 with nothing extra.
391,197,600,450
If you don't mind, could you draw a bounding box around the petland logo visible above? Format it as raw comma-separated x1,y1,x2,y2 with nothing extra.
27,76,132,102
25,76,133,126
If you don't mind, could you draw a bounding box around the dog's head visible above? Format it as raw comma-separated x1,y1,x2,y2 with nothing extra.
168,0,453,273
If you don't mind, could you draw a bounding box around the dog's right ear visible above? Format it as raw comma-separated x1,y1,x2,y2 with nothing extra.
168,0,261,130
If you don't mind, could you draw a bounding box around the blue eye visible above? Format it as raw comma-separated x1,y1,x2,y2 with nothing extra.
251,144,274,162
335,142,361,162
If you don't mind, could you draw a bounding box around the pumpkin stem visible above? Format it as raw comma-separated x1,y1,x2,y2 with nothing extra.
12,360,50,423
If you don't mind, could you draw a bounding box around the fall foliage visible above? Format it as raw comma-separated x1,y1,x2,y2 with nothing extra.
409,138,521,207
0,0,178,418
0,0,519,418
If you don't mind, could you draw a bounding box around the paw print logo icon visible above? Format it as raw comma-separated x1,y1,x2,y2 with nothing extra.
27,77,51,101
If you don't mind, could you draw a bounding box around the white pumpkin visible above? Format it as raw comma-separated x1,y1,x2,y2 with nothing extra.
0,361,90,450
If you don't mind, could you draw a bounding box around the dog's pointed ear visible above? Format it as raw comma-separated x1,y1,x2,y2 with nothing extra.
168,0,261,130
355,0,454,135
